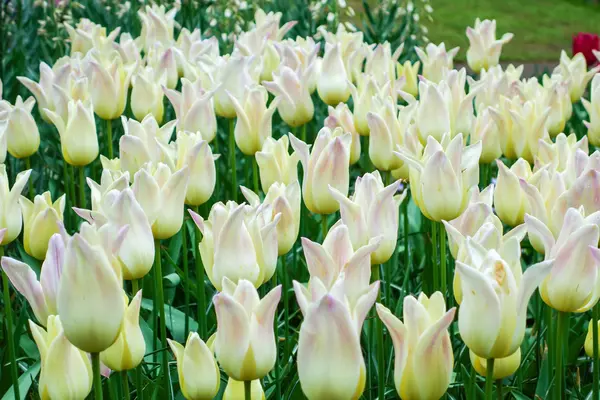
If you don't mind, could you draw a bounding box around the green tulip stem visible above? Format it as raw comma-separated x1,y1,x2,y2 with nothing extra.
252,156,259,196
372,265,385,400
106,119,113,159
229,118,237,202
485,358,495,400
546,305,554,395
593,304,599,400
403,189,410,276
321,215,328,241
121,371,130,400
431,219,439,293
79,166,86,209
439,221,447,300
24,156,34,199
244,380,252,400
496,379,503,400
300,123,307,143
182,219,190,338
193,205,206,338
68,165,76,226
129,278,142,398
1,246,20,400
272,263,281,400
556,311,569,400
282,255,290,359
154,239,168,396
92,352,103,400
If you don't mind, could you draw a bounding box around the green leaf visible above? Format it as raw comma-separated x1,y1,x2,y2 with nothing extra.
1,362,40,400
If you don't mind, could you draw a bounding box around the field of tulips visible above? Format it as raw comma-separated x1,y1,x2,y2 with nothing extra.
2,0,600,399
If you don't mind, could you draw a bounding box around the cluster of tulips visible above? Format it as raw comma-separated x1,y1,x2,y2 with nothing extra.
3,3,600,400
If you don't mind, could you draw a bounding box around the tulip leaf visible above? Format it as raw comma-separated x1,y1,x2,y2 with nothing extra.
511,390,533,400
1,361,40,400
163,272,181,288
140,298,198,343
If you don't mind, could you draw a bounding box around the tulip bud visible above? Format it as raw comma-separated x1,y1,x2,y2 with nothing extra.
348,74,383,136
189,201,280,290
164,78,217,143
414,80,452,143
212,55,258,118
213,278,281,381
57,233,126,353
118,32,143,66
86,54,136,120
583,74,600,146
396,60,420,97
0,120,6,164
553,51,600,103
276,37,320,94
30,316,93,400
101,290,145,371
415,42,459,83
20,192,66,260
255,135,299,193
290,128,352,215
175,131,217,207
471,108,501,164
493,159,532,226
131,66,166,123
146,44,179,90
585,319,600,359
0,96,40,158
45,99,99,166
470,349,521,380
168,332,220,400
466,19,513,74
317,43,351,105
242,181,301,256
0,166,32,244
330,172,406,264
229,85,278,155
223,379,265,400
525,207,600,313
263,65,315,127
396,133,481,221
324,103,361,165
377,293,456,400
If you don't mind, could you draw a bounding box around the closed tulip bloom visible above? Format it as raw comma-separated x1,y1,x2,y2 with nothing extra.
213,278,281,381
365,42,403,88
290,128,352,215
146,44,179,90
0,95,40,158
553,51,600,103
456,240,553,359
324,103,361,165
64,18,112,55
330,172,406,264
45,99,98,166
0,121,6,163
132,163,189,240
223,379,265,400
0,166,32,244
540,78,572,137
535,132,588,185
585,319,600,358
396,60,420,98
466,19,513,74
317,43,351,105
377,292,456,400
263,65,315,127
1,234,64,325
348,74,384,136
321,24,366,83
86,54,135,120
414,80,451,143
30,316,93,400
255,135,299,193
525,207,600,313
494,159,532,226
52,75,93,124
242,181,301,256
229,85,278,155
168,332,220,400
175,131,217,206
583,74,600,146
189,201,280,290
20,192,66,260
470,349,521,380
101,290,145,371
471,108,501,164
131,66,165,123
415,42,459,83
164,78,217,142
396,133,482,222
57,233,125,353
212,55,258,118
138,4,177,52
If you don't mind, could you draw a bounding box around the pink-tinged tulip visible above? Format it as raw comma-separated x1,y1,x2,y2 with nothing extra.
190,202,280,290
137,4,177,52
57,233,125,353
30,316,93,400
101,290,145,371
88,168,130,212
168,332,221,400
471,349,521,380
164,78,217,143
0,166,32,244
321,24,367,83
117,33,143,66
132,163,189,240
223,378,265,400
329,172,405,264
228,85,278,155
525,207,600,313
396,60,421,98
213,278,281,381
45,99,99,166
174,131,217,207
131,66,166,123
254,8,297,42
583,74,600,146
276,37,320,94
234,27,281,82
255,136,299,193
263,65,315,128
290,128,352,215
415,42,459,83
324,103,361,165
242,181,301,256
396,133,481,222
317,43,351,105
211,55,258,119
466,18,513,74
0,95,40,158
456,239,553,358
146,44,179,90
1,234,64,325
553,51,600,102
535,132,588,187
377,293,456,400
493,159,532,226
20,192,66,260
469,65,523,112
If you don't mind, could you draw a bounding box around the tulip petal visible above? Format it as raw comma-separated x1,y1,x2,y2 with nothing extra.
1,257,49,324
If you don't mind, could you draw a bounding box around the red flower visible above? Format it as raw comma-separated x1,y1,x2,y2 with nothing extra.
573,32,600,66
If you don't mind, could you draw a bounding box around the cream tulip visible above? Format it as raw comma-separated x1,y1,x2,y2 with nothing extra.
0,119,6,163
466,18,513,74
131,66,165,123
290,128,352,215
317,43,351,105
365,42,403,88
64,18,112,55
223,379,265,400
213,278,281,381
377,292,456,400
255,135,299,193
146,44,179,90
585,319,600,358
168,332,220,400
414,80,451,143
493,159,532,226
174,131,217,206
20,192,66,260
583,74,600,146
263,65,315,127
471,108,501,164
86,54,136,120
396,60,421,98
189,201,280,290
415,42,459,83
553,51,600,103
324,103,361,165
470,349,521,380
211,55,258,119
137,4,177,52
0,166,32,244
45,99,99,166
348,74,384,136
0,95,40,158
